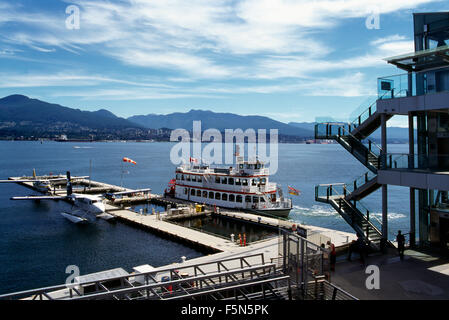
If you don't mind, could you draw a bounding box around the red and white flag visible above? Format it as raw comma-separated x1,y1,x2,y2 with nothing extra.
123,157,137,165
189,157,198,163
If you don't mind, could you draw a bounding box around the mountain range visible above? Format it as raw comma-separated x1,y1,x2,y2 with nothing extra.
0,94,411,141
129,110,314,137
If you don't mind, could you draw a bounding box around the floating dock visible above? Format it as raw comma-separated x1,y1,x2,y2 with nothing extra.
6,175,356,255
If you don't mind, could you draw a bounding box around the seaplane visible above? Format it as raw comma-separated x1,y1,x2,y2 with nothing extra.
6,171,112,224
0,169,89,194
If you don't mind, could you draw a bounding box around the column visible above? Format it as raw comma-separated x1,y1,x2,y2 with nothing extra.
409,114,416,247
381,113,388,251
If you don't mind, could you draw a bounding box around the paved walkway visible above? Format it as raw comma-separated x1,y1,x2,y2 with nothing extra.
330,248,449,300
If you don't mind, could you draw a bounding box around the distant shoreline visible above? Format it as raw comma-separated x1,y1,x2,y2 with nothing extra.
0,139,410,144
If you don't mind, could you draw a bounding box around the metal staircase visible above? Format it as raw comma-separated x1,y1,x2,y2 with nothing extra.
314,101,395,250
348,96,393,139
315,182,385,250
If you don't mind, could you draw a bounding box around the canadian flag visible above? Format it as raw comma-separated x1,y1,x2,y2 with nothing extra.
123,157,137,165
189,157,198,163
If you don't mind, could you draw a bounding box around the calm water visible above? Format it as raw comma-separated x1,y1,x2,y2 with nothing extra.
174,215,279,243
0,141,410,293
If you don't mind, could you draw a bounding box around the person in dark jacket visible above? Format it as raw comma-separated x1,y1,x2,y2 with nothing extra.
396,230,405,260
347,234,366,265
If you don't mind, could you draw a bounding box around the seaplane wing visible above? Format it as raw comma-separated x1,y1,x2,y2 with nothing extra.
0,176,89,183
47,176,90,181
110,188,151,196
11,196,67,201
0,179,41,183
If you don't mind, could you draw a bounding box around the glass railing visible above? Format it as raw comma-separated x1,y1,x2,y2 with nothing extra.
349,90,392,130
381,153,449,171
349,96,377,124
344,171,377,195
315,122,349,138
378,66,449,100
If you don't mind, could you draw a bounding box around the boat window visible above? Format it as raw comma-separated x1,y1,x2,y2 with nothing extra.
242,179,248,186
245,196,251,203
215,177,220,183
186,175,191,181
239,164,244,169
236,195,242,203
229,194,235,202
253,197,259,203
176,174,180,180
260,197,265,202
235,179,241,186
222,193,228,201
184,188,188,195
209,192,214,199
251,179,257,186
221,177,227,184
215,193,221,200
196,190,201,197
198,176,202,182
181,174,184,180
191,189,195,196
260,178,266,185
228,178,234,185
202,191,207,198
191,175,196,182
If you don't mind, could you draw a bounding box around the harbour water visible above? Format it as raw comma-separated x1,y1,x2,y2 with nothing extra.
0,141,410,293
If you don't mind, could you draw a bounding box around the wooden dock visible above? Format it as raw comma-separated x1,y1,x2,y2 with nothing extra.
7,175,356,255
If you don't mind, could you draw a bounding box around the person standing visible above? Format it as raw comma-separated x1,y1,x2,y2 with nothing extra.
396,230,406,260
327,240,336,271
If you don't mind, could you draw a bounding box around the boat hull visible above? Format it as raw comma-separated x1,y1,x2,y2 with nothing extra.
248,207,291,219
171,196,291,218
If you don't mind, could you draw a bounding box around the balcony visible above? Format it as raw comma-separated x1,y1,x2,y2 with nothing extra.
378,153,449,191
378,66,449,100
381,153,449,172
376,67,449,115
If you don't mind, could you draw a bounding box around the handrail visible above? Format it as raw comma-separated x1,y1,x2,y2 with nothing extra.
0,253,266,300
336,124,383,157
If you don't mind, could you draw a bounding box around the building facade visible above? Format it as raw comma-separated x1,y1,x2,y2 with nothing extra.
315,12,449,253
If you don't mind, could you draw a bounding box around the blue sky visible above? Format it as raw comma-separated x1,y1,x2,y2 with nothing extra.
0,0,446,125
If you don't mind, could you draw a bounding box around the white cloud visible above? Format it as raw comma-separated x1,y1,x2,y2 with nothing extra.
0,0,440,97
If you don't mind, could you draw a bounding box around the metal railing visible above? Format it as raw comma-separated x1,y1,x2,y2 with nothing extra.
305,276,358,300
0,253,283,301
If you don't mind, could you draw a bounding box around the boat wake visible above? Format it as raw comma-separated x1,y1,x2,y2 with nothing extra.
291,205,339,217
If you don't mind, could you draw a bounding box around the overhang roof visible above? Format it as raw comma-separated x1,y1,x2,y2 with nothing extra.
384,45,449,72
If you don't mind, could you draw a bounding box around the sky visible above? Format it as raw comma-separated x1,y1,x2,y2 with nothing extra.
0,0,446,126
